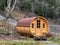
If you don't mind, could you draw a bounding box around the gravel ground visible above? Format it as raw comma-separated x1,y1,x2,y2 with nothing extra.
49,25,60,34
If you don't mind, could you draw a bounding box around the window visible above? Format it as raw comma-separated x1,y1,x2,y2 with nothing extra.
32,23,34,28
37,20,40,28
43,23,45,28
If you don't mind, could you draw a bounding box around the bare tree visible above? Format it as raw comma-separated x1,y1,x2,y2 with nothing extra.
4,0,17,30
5,0,17,18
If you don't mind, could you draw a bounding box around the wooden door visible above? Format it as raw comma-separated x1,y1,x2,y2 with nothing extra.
35,19,42,36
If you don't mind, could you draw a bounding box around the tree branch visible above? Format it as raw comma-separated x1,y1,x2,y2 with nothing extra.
10,0,17,13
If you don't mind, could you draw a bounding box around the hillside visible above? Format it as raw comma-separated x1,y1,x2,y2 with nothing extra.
0,0,60,45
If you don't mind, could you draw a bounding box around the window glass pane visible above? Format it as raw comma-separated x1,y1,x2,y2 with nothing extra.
43,23,45,28
32,24,34,28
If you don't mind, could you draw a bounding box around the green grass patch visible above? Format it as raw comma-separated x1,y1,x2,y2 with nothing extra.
0,40,59,45
0,40,44,45
47,37,60,44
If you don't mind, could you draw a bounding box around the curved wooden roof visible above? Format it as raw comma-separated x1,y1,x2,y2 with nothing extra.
17,16,48,27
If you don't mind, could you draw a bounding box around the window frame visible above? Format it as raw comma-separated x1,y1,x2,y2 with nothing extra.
32,23,34,28
37,20,40,28
43,23,45,28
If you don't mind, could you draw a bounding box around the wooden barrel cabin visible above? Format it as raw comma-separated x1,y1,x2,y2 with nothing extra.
16,16,48,38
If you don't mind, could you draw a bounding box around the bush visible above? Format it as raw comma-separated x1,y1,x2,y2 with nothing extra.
0,0,7,11
19,2,31,12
